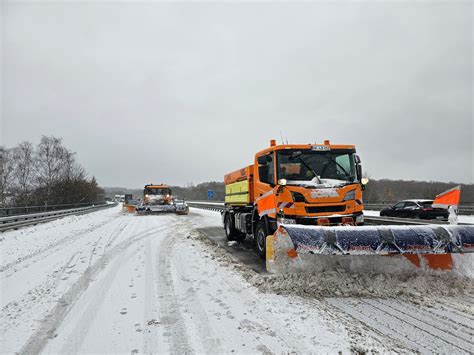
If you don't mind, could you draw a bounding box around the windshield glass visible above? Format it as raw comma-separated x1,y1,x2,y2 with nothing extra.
145,188,171,195
277,149,356,184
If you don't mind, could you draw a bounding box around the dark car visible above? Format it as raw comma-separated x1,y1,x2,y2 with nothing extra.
379,199,449,220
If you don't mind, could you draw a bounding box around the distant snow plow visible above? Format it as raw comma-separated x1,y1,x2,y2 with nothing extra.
266,224,474,274
135,184,189,215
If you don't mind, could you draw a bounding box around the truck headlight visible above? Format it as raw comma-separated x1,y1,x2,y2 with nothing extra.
355,214,364,223
343,190,356,201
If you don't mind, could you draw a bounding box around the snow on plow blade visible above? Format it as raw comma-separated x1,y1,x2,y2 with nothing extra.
281,224,474,255
266,224,474,274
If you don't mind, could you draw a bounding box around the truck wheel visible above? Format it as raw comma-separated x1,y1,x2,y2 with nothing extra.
224,213,239,241
254,220,268,259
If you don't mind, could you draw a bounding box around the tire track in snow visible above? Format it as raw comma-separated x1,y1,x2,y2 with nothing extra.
143,238,160,353
1,217,127,341
425,304,474,330
434,298,474,318
20,224,171,354
87,219,129,267
171,245,224,353
365,299,474,352
0,212,122,274
58,245,142,353
384,299,474,338
0,251,83,340
103,220,130,252
327,298,474,353
155,218,195,354
180,221,316,353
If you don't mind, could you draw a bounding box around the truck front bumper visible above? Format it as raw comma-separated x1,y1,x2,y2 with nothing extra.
279,212,364,226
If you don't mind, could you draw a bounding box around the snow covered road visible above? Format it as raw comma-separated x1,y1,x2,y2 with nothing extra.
1,205,473,353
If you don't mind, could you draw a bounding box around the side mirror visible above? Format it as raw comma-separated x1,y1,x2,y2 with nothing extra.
257,155,272,164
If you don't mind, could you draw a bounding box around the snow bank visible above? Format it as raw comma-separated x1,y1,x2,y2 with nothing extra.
453,254,474,279
192,231,474,302
189,208,474,302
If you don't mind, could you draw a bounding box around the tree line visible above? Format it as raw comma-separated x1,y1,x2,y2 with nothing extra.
363,179,473,205
0,136,104,207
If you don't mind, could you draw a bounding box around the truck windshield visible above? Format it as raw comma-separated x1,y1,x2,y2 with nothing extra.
146,188,171,195
277,149,356,184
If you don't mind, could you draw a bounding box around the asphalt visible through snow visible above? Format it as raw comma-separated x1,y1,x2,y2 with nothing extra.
195,226,267,274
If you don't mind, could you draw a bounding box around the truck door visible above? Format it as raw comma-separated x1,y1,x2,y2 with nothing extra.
255,152,276,218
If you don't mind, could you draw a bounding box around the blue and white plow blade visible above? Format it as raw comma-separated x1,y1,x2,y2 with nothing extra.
136,204,177,212
280,224,474,255
266,224,474,274
135,200,189,214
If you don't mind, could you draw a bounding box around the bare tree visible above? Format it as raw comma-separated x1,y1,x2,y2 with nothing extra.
62,150,85,182
2,136,105,207
35,136,69,204
12,141,35,205
0,147,15,206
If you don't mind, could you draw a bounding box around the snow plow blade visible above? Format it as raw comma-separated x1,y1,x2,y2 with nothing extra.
266,224,474,274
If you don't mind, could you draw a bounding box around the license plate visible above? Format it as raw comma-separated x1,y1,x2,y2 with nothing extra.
436,216,444,219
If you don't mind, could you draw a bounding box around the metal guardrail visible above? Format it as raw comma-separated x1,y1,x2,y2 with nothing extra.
188,201,225,212
364,203,474,215
0,203,117,232
0,202,104,217
187,201,471,226
189,200,474,215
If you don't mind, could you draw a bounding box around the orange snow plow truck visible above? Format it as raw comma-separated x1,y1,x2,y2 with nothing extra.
222,140,474,274
136,184,189,215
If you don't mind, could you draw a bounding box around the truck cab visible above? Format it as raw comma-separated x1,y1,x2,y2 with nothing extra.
255,140,365,226
143,184,173,206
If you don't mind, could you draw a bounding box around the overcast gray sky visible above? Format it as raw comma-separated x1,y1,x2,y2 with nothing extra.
1,1,472,187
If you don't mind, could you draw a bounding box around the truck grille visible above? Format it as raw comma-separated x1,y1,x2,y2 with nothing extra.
305,205,346,214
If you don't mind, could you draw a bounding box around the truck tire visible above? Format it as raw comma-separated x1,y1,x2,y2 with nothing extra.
224,213,244,242
254,220,268,259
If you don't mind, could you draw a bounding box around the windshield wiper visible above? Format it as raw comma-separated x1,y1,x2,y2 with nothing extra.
321,158,354,182
338,181,356,187
292,155,322,184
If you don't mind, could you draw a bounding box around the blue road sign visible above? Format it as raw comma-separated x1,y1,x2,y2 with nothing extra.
207,189,215,200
